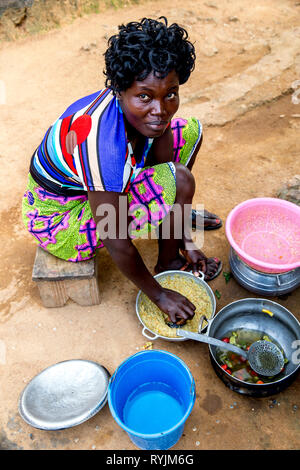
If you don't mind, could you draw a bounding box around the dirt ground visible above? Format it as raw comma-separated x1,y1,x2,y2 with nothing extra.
0,0,300,451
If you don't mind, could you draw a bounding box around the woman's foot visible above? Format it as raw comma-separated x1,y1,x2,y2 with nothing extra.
154,255,195,274
180,247,222,281
154,253,222,281
203,257,223,281
191,209,222,230
154,254,189,275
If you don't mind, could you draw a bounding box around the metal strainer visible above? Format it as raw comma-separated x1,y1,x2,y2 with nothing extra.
247,340,285,376
176,330,285,377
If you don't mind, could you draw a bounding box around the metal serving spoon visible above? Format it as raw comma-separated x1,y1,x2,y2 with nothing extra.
176,329,285,377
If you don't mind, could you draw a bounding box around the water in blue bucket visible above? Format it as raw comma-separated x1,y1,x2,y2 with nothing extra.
108,350,196,450
123,382,185,434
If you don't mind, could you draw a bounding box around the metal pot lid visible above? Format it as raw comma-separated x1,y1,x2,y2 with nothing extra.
18,359,110,430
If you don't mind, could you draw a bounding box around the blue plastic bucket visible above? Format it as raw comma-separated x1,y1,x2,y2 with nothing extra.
108,350,196,450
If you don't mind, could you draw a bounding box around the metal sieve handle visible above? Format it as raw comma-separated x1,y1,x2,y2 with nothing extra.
176,329,248,358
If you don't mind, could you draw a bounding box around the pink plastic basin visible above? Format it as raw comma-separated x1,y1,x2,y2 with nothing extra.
225,198,300,273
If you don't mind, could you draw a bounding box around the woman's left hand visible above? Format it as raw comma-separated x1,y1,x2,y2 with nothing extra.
181,248,207,276
181,247,221,281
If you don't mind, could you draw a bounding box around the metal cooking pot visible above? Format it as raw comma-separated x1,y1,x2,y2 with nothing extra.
135,270,216,342
230,248,300,296
205,298,300,397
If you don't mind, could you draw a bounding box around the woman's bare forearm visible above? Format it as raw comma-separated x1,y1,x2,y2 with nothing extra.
102,237,164,302
88,190,163,301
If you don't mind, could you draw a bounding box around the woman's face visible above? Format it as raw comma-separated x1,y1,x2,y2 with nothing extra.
118,70,180,138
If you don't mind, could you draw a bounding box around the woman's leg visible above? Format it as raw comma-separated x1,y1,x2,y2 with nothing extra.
127,160,222,281
171,118,222,230
186,134,202,172
155,163,195,272
154,163,221,280
22,174,103,262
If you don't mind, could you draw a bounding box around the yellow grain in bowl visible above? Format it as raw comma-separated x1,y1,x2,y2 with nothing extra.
139,274,213,338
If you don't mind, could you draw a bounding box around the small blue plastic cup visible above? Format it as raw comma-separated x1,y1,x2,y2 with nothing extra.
108,349,196,450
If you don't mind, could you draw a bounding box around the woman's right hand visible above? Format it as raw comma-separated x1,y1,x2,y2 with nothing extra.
155,288,196,325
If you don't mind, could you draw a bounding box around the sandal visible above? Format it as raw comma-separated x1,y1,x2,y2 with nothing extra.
154,254,222,282
191,209,223,231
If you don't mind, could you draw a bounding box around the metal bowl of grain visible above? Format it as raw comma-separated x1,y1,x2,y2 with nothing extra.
136,270,217,342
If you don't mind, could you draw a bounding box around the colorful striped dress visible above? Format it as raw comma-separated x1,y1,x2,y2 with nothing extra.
22,88,202,262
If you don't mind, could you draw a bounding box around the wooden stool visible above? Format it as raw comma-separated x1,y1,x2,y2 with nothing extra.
32,247,100,308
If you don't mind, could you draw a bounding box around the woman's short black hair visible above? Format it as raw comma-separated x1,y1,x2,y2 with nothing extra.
104,17,196,94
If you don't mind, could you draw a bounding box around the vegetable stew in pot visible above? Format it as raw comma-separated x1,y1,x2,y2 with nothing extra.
216,328,288,384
